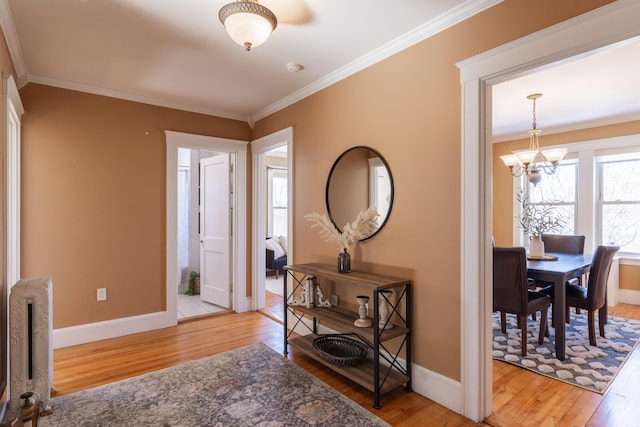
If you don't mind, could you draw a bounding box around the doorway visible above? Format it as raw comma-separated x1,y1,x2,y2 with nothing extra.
251,127,293,314
166,131,248,325
458,2,640,421
176,147,230,320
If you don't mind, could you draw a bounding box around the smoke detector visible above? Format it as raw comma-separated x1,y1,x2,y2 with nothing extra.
286,63,304,73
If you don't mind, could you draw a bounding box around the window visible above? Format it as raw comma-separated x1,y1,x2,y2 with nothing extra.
268,167,287,237
597,153,640,253
527,160,577,234
513,133,640,256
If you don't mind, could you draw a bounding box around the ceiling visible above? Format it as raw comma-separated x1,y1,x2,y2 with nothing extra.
3,0,640,134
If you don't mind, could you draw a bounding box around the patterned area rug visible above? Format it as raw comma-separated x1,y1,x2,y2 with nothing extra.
493,311,640,393
41,342,390,426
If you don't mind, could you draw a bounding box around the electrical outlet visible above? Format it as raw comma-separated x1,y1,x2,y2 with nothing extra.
330,295,338,306
97,288,107,301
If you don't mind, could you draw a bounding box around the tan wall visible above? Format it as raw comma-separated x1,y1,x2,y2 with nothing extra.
20,83,251,328
252,0,614,380
620,264,640,291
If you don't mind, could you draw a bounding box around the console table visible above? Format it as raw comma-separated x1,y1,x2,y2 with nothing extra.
283,263,412,409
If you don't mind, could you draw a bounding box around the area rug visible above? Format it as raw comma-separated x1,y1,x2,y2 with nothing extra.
41,342,390,426
493,311,640,393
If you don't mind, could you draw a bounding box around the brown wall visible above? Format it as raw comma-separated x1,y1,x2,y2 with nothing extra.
19,84,251,328
620,264,640,291
252,0,615,380
11,0,617,383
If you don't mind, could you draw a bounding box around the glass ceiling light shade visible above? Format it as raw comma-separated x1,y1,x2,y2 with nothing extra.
500,93,567,186
219,0,277,51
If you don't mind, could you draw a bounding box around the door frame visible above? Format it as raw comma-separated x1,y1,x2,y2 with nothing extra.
3,74,24,291
166,131,248,324
457,1,640,421
251,127,294,310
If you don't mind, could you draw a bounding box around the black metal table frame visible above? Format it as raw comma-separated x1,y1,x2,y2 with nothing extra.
283,269,412,409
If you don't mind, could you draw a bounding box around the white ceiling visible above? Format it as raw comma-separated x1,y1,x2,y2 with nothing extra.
3,0,640,133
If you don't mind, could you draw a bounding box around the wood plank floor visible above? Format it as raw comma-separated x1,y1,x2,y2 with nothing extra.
487,303,640,427
49,302,640,426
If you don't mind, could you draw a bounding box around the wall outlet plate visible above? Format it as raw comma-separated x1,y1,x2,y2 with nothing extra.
330,295,338,306
97,288,107,301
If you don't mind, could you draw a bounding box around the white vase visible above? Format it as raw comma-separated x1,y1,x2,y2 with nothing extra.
530,235,545,257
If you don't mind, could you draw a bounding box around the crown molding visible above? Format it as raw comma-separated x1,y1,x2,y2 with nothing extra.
0,0,27,85
27,74,250,123
251,0,502,123
492,112,640,143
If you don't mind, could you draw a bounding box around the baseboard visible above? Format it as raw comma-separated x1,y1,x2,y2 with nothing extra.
618,289,640,306
53,311,174,349
411,361,462,414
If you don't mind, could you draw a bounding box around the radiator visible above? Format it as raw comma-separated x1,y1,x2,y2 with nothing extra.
9,277,53,413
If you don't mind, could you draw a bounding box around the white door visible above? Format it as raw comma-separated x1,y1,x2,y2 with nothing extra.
199,154,231,308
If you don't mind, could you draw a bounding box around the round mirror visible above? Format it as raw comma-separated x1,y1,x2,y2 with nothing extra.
326,146,394,241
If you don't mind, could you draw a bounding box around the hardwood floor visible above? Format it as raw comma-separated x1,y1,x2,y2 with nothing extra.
49,303,640,426
487,303,640,427
51,310,478,426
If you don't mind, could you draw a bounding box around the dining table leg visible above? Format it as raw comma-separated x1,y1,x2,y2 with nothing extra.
553,277,566,360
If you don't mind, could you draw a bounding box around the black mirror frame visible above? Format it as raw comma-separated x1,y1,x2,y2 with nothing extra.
325,146,394,241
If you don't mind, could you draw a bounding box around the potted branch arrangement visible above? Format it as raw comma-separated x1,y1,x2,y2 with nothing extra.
517,190,566,257
305,208,379,273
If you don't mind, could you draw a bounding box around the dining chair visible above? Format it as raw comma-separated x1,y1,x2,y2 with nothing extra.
541,245,619,346
530,235,587,316
541,234,586,255
493,246,551,356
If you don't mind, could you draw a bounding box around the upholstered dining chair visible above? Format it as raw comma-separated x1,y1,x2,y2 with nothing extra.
541,245,619,346
541,234,586,255
493,246,551,356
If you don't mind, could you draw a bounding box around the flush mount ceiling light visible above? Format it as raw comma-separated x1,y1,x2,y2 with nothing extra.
500,93,567,186
219,0,277,51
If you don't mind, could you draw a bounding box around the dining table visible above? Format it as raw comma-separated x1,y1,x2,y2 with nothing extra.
527,252,593,360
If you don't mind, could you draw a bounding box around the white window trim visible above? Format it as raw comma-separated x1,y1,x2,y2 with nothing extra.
510,133,640,256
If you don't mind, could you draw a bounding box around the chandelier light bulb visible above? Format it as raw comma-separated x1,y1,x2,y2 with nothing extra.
500,93,566,185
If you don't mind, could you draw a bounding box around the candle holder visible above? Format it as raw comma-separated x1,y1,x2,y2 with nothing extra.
354,296,372,327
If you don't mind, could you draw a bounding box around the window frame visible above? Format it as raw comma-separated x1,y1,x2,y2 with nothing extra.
510,133,640,257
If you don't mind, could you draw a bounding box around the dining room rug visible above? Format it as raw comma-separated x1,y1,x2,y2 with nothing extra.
492,311,640,393
40,342,390,426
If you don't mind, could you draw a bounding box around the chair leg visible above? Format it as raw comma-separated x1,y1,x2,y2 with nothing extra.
538,307,548,345
588,310,597,346
500,312,506,334
520,315,527,356
275,270,279,279
599,307,606,339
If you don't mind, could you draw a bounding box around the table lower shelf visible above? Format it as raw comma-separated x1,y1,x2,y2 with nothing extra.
288,334,410,395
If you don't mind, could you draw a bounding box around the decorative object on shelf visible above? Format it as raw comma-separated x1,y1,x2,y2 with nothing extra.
516,189,566,257
218,0,277,51
338,248,351,273
354,296,372,327
186,271,200,295
312,335,369,366
305,208,379,273
500,93,567,186
378,290,394,330
314,282,332,308
290,280,312,307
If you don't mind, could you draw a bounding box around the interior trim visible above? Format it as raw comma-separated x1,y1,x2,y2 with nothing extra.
457,0,640,421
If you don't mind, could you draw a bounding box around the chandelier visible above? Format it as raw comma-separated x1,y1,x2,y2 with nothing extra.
219,0,277,51
500,93,566,186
